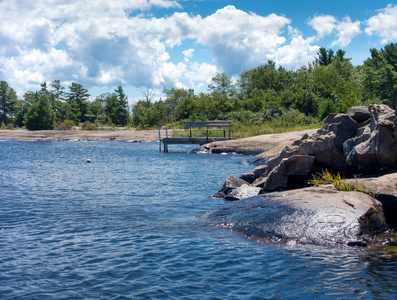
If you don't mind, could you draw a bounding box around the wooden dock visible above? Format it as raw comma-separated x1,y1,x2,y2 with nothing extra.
159,121,235,152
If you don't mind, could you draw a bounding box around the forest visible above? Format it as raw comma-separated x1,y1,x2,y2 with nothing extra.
1,43,397,135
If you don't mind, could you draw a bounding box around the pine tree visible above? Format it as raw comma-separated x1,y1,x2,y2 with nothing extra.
0,81,17,126
66,83,90,122
24,92,56,130
115,85,129,126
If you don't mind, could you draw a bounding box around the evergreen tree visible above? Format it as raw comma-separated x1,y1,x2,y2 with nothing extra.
50,80,65,121
317,48,334,66
104,93,119,125
66,82,90,122
24,92,56,130
0,81,17,126
115,85,129,126
363,43,397,107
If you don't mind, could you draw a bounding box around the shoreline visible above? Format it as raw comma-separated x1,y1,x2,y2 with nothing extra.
0,129,160,142
0,128,318,158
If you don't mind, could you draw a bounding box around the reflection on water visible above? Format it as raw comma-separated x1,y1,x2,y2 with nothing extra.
1,140,397,299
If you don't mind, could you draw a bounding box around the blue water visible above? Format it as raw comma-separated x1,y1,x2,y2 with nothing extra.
1,140,397,299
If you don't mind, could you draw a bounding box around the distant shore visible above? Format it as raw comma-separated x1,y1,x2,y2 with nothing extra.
0,129,160,142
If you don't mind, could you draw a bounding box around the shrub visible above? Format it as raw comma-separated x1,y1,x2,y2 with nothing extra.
56,120,74,130
82,121,96,130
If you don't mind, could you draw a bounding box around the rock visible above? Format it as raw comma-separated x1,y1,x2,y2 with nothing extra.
225,184,261,201
347,106,370,123
213,175,250,197
239,165,268,184
299,113,359,170
344,104,397,170
347,172,397,227
202,186,388,247
261,155,315,192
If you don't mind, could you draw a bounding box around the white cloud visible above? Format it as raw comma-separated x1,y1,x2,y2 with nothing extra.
275,36,319,69
187,6,290,74
183,49,195,62
331,17,361,48
365,4,397,44
3,1,371,96
184,62,219,89
307,15,337,38
308,14,361,48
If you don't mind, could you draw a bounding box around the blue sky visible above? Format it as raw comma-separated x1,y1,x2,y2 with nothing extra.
0,0,396,101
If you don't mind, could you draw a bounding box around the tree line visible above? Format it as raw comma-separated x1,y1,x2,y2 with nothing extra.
0,81,129,130
131,43,397,131
1,43,397,131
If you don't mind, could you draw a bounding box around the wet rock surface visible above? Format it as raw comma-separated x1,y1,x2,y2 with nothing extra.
203,187,388,247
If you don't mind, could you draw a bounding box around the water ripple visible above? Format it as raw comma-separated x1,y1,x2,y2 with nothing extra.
1,141,397,299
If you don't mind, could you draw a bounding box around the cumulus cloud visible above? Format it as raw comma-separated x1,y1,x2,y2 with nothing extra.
365,4,397,44
0,1,375,97
308,14,361,47
0,1,298,95
307,15,337,38
189,6,290,74
275,36,318,69
331,17,361,48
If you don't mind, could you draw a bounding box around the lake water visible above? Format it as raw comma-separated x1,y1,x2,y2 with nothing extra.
1,139,397,299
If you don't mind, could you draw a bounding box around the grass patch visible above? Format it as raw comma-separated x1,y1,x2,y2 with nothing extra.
309,169,374,196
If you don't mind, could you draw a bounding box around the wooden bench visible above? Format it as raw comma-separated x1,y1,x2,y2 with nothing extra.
184,121,231,140
159,121,234,152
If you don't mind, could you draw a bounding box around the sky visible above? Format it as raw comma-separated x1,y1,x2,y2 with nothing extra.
1,0,397,100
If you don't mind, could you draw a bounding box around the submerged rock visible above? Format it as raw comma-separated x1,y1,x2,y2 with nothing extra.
203,186,388,247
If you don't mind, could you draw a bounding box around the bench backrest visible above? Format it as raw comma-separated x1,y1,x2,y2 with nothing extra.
184,121,231,128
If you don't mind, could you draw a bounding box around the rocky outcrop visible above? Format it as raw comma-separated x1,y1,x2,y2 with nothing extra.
203,186,388,247
347,172,397,227
344,105,397,170
205,104,397,247
346,106,371,123
229,104,397,193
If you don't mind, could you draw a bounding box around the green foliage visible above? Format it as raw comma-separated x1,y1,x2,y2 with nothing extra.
56,120,74,130
82,121,96,130
363,43,397,107
308,169,374,196
66,82,90,123
0,81,18,126
24,92,56,130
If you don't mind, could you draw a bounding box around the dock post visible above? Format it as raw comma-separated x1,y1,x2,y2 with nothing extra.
158,126,168,152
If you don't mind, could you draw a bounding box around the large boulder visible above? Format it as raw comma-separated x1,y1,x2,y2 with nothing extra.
239,165,268,184
344,104,397,170
203,186,388,247
347,106,371,123
261,155,315,192
299,113,359,170
347,172,397,227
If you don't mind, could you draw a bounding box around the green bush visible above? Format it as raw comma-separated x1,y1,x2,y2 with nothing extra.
56,120,74,130
82,121,96,130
